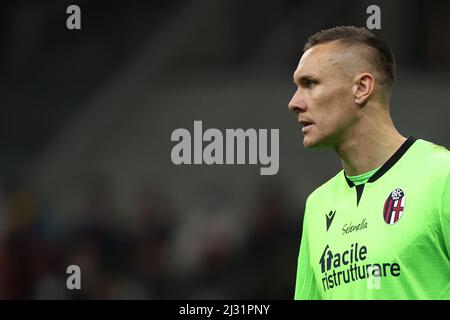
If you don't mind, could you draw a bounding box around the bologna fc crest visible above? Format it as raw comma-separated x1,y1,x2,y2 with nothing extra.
383,188,405,224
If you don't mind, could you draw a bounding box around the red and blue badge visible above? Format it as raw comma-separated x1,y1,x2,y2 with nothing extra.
383,188,405,225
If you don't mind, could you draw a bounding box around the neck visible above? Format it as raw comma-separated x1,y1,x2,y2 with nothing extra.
334,105,407,176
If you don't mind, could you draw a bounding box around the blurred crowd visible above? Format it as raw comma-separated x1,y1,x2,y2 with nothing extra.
0,176,301,299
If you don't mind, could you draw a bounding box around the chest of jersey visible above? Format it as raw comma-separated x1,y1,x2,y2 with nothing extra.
306,175,443,298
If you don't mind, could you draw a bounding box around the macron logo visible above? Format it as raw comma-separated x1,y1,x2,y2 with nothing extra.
326,210,336,231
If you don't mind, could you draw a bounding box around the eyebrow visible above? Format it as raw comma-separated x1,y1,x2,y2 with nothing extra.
293,74,316,85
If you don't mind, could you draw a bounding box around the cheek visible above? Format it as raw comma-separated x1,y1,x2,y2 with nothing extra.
310,87,337,118
309,87,323,103
315,88,353,128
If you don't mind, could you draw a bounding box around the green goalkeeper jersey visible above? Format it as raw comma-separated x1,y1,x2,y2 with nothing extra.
294,137,450,300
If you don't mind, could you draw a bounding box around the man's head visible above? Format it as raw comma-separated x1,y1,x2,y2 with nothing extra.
288,26,396,148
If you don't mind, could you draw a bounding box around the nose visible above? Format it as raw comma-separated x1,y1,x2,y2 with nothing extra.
288,88,307,113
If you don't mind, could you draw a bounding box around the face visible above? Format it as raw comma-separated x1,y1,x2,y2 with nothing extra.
288,42,360,148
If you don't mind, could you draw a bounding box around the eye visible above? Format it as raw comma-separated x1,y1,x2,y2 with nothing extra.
306,79,316,88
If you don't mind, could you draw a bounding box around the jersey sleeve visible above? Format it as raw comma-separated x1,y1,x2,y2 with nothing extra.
294,197,322,300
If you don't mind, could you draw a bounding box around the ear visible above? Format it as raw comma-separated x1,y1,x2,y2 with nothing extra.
352,73,374,106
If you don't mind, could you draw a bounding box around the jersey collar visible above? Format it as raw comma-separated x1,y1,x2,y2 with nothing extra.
345,136,417,188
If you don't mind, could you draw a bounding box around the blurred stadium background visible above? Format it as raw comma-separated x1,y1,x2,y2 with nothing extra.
0,0,449,299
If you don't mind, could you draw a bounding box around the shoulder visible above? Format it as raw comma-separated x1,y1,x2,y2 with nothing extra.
414,138,448,157
305,170,345,209
411,139,449,175
303,171,346,226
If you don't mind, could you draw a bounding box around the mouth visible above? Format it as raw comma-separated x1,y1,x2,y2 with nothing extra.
299,120,315,133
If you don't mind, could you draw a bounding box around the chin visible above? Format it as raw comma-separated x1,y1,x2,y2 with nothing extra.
303,134,327,148
303,136,319,148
